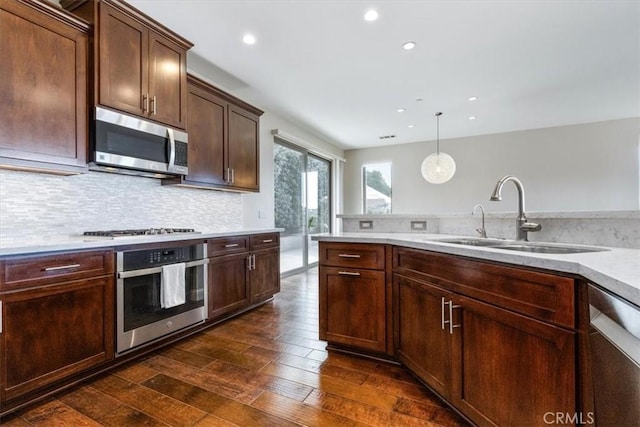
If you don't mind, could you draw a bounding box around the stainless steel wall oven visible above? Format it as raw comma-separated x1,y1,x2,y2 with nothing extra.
116,242,208,355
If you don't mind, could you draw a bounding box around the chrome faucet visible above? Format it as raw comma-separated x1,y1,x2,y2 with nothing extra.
472,204,487,238
489,176,541,241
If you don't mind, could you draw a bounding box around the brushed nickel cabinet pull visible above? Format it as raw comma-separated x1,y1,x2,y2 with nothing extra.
0,301,3,333
231,168,235,184
152,95,157,115
251,254,256,270
338,254,361,258
338,271,360,276
44,264,80,272
261,239,273,243
142,93,149,112
449,302,462,334
224,243,239,248
441,297,447,330
247,255,252,270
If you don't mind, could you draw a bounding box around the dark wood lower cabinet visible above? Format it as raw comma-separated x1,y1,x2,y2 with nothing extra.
320,266,387,353
453,294,576,426
250,248,280,302
208,252,250,320
0,276,114,402
206,234,280,322
395,275,451,398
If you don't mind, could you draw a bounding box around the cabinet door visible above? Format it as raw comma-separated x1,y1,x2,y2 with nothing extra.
148,31,187,129
183,81,227,186
395,274,452,398
319,266,386,352
0,0,88,171
452,295,576,426
250,248,280,302
208,253,250,320
227,104,260,191
0,277,114,402
97,2,147,117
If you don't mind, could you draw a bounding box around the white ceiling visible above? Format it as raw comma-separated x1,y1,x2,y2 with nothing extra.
130,0,640,150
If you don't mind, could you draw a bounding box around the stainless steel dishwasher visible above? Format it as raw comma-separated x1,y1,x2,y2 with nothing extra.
588,283,640,426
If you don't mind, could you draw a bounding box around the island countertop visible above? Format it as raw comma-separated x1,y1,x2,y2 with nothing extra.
313,232,640,307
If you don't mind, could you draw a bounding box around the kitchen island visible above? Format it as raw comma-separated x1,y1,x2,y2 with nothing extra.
314,232,639,427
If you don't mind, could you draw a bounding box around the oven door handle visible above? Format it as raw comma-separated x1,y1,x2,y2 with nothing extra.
117,259,209,279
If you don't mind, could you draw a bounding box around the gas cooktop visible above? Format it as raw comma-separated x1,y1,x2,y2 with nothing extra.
83,228,200,238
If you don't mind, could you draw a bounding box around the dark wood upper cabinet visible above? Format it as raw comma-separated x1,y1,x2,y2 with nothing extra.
63,0,191,129
164,75,263,192
0,0,89,174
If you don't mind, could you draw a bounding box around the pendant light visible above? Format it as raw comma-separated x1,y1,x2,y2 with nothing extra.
421,112,456,184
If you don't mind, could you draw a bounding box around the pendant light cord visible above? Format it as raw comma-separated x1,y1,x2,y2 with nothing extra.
435,112,442,156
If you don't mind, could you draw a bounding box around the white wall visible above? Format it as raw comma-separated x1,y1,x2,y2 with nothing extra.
344,118,640,214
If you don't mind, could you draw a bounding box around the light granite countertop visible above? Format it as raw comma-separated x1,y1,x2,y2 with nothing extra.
0,228,283,257
313,232,640,307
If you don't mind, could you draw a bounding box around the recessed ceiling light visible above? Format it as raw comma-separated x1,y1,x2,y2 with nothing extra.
397,108,406,113
468,96,478,101
364,9,379,21
469,116,477,120
416,98,424,102
402,41,416,50
408,125,415,128
242,34,256,45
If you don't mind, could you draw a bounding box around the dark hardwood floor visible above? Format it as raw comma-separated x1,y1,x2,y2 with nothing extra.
3,268,468,426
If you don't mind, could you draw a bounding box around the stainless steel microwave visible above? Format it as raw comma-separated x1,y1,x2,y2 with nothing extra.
91,107,188,178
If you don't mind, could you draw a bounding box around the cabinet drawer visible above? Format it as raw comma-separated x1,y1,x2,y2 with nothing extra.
208,236,250,257
250,233,280,250
319,242,385,270
0,250,114,291
393,247,575,328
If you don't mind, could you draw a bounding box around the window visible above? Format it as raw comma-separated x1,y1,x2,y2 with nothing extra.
362,162,392,214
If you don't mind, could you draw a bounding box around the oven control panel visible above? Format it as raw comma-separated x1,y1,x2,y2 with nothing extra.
120,243,205,271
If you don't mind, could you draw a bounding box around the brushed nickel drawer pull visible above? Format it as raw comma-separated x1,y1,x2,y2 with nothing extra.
44,264,81,272
338,254,361,258
224,243,239,248
152,95,157,115
261,239,273,243
338,271,360,276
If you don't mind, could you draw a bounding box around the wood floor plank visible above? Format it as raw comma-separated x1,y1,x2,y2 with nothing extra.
157,345,216,368
141,374,232,413
58,385,124,421
195,332,254,352
303,389,441,427
91,374,207,426
98,405,169,427
251,390,366,427
277,354,369,385
393,397,468,427
193,414,240,427
19,399,102,427
188,341,272,370
142,355,264,404
113,361,160,384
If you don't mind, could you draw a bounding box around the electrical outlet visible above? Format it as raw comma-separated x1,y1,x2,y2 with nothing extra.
359,220,373,230
410,221,427,231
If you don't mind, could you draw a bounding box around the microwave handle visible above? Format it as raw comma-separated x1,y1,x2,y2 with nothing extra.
117,259,209,279
167,128,176,171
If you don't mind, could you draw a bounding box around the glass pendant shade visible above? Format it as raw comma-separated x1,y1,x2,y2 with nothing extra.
421,152,456,184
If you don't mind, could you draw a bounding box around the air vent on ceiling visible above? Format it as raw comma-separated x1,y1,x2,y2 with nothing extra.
378,134,396,140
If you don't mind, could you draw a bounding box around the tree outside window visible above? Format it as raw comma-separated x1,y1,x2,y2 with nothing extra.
363,163,392,214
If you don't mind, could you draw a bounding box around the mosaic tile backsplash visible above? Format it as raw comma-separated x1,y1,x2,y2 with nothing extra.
0,170,242,247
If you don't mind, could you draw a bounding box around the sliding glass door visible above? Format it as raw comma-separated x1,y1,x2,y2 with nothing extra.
274,140,331,275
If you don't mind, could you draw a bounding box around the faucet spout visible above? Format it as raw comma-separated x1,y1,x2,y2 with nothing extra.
472,204,487,238
489,175,540,241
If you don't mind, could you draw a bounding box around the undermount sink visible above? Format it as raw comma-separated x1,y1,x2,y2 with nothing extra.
434,238,508,247
431,238,609,254
494,244,608,254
